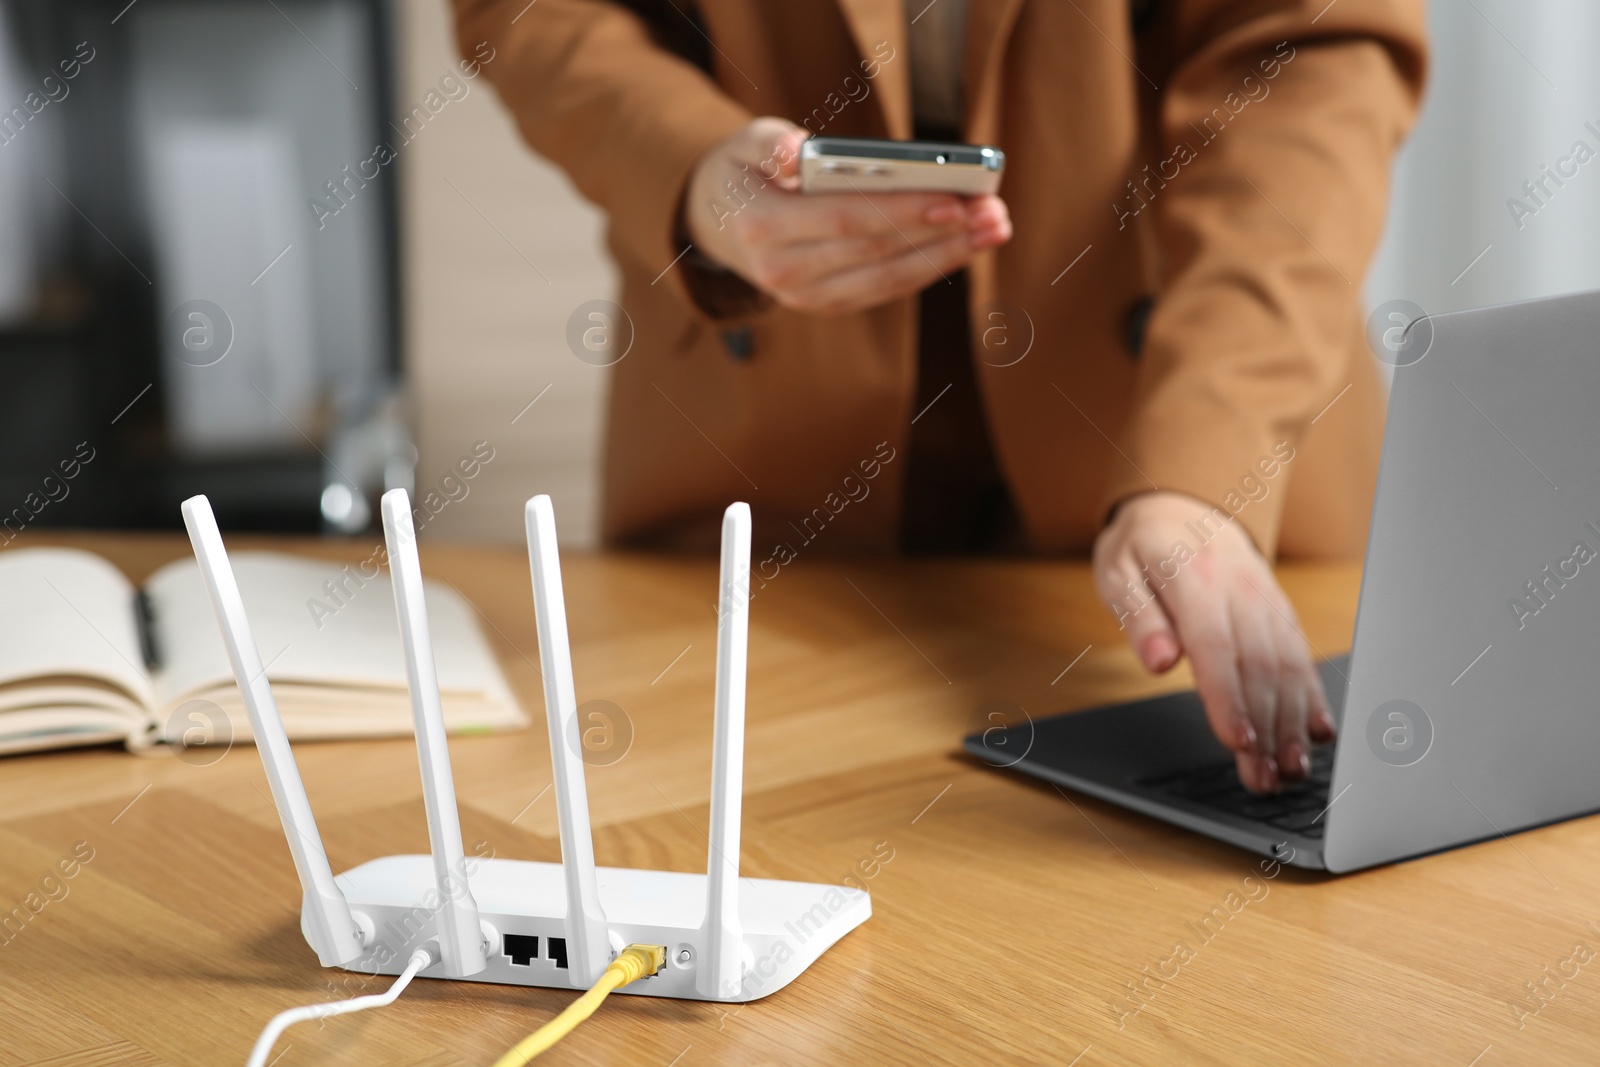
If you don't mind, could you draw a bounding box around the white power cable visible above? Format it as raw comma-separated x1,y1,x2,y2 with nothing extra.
245,945,435,1067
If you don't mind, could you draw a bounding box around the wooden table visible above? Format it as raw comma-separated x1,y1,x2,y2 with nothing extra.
0,534,1591,1066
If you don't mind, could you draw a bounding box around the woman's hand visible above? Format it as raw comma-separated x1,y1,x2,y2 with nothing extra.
1092,491,1337,793
681,118,1011,315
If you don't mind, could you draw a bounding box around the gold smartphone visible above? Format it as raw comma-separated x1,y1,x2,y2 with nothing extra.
799,136,1005,195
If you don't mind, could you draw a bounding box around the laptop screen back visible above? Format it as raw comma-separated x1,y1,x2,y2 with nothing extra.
1326,288,1600,871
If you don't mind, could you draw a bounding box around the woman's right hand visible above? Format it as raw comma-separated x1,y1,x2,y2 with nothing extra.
1092,491,1338,794
681,118,1011,315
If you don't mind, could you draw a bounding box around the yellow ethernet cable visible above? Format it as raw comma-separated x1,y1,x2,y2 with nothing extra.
491,944,667,1066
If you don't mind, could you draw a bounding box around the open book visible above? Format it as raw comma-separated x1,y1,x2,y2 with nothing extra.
0,547,527,756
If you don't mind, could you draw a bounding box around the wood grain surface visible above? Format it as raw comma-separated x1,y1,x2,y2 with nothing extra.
0,534,1590,1066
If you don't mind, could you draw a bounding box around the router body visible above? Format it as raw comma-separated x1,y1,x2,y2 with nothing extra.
180,491,868,1005
332,856,869,1000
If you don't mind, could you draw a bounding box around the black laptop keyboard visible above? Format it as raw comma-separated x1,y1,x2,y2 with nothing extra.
1136,744,1336,839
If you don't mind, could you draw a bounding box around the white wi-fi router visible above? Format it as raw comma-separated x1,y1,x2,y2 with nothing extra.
179,491,869,1002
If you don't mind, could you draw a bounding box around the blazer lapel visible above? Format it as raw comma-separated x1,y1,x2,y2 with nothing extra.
834,0,913,139
963,0,1026,143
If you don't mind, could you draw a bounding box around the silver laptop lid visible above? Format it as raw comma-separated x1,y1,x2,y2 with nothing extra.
1326,288,1600,872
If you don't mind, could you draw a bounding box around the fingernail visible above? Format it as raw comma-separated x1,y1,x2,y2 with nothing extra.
1238,718,1258,752
925,201,961,225
1260,756,1280,792
1287,740,1309,778
970,227,1005,250
1139,633,1178,672
979,222,1012,246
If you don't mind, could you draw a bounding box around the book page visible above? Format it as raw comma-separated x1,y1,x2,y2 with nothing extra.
0,548,153,716
145,551,521,737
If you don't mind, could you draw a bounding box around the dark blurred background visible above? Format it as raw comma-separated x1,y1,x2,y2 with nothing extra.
0,0,405,534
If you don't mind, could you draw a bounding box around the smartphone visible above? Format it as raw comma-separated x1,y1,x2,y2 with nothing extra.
799,136,1005,196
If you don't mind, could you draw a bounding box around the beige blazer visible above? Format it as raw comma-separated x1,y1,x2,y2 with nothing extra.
456,0,1428,558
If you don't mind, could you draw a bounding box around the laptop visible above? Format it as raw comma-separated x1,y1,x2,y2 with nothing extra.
966,288,1600,871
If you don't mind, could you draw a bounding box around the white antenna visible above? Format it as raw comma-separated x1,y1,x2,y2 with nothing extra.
380,490,487,977
525,495,611,985
180,495,365,968
698,502,750,999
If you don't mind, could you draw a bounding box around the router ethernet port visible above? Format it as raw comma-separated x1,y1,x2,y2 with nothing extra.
504,934,539,967
548,936,568,969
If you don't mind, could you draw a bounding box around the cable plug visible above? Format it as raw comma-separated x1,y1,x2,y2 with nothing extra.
608,943,666,984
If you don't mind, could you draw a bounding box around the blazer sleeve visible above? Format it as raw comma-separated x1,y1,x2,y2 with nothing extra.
1101,0,1427,555
452,0,754,312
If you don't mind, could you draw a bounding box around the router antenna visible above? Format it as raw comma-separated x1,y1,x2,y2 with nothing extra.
525,495,610,985
380,490,487,977
699,502,750,999
180,495,365,968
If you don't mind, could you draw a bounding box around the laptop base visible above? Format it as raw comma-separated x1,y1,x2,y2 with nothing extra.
964,658,1350,870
